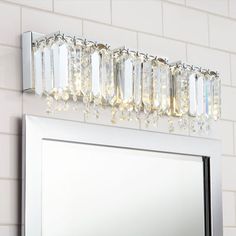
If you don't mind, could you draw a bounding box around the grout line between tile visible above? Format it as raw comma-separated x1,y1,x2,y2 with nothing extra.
136,32,139,50
0,87,22,93
224,225,236,228
0,177,20,181
81,20,84,37
110,0,112,24
0,224,21,226
0,132,21,137
228,0,230,17
234,191,236,226
0,43,21,49
161,0,164,36
207,14,211,47
185,43,188,61
230,54,233,86
222,189,236,193
233,121,235,155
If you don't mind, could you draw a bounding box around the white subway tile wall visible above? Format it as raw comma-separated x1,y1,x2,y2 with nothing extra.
138,33,187,61
0,0,235,235
187,44,231,85
163,2,209,45
209,15,236,53
112,1,162,35
222,192,236,226
54,0,111,24
186,0,228,16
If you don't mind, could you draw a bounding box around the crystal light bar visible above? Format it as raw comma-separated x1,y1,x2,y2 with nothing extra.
22,32,221,133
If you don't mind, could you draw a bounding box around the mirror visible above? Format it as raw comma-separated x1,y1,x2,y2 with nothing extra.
41,140,205,236
22,116,223,236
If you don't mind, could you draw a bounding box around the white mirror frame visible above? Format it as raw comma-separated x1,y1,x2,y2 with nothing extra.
22,115,223,236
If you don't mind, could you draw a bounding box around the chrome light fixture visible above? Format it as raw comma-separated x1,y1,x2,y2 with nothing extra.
22,31,221,133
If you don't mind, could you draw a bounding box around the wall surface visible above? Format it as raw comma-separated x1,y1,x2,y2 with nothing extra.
0,0,235,235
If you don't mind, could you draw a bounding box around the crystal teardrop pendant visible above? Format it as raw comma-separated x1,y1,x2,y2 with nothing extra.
153,60,171,115
189,72,197,116
133,55,142,114
196,74,204,117
101,49,115,105
33,43,44,96
212,74,221,121
172,67,189,116
51,38,69,91
204,74,214,120
80,45,92,102
70,39,83,101
43,39,53,95
142,59,153,114
114,50,134,121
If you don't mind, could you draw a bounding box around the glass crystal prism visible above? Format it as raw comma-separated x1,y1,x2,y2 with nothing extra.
51,39,70,92
133,57,142,112
142,60,153,113
30,33,221,132
173,68,189,116
33,45,43,96
116,53,133,108
101,50,115,105
43,43,53,94
153,61,171,115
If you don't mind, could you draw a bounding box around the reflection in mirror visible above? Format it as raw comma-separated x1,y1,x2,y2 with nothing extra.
42,140,205,236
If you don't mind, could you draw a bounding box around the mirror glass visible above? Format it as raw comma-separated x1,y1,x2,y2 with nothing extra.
42,140,205,236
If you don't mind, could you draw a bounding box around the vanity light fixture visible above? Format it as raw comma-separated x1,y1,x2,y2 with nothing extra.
22,31,221,133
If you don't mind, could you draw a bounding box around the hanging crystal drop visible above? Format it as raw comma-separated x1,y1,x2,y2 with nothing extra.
133,56,142,113
43,40,53,95
33,43,44,96
160,63,171,115
116,53,133,109
212,74,221,120
196,74,204,116
91,47,104,118
152,61,161,112
80,44,92,116
81,46,92,99
101,50,115,105
172,67,189,116
68,39,81,102
168,117,174,132
153,61,171,115
51,37,70,100
204,74,214,120
189,72,197,116
91,50,101,100
142,59,153,114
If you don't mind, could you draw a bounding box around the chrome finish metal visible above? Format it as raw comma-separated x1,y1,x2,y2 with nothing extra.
22,31,44,92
